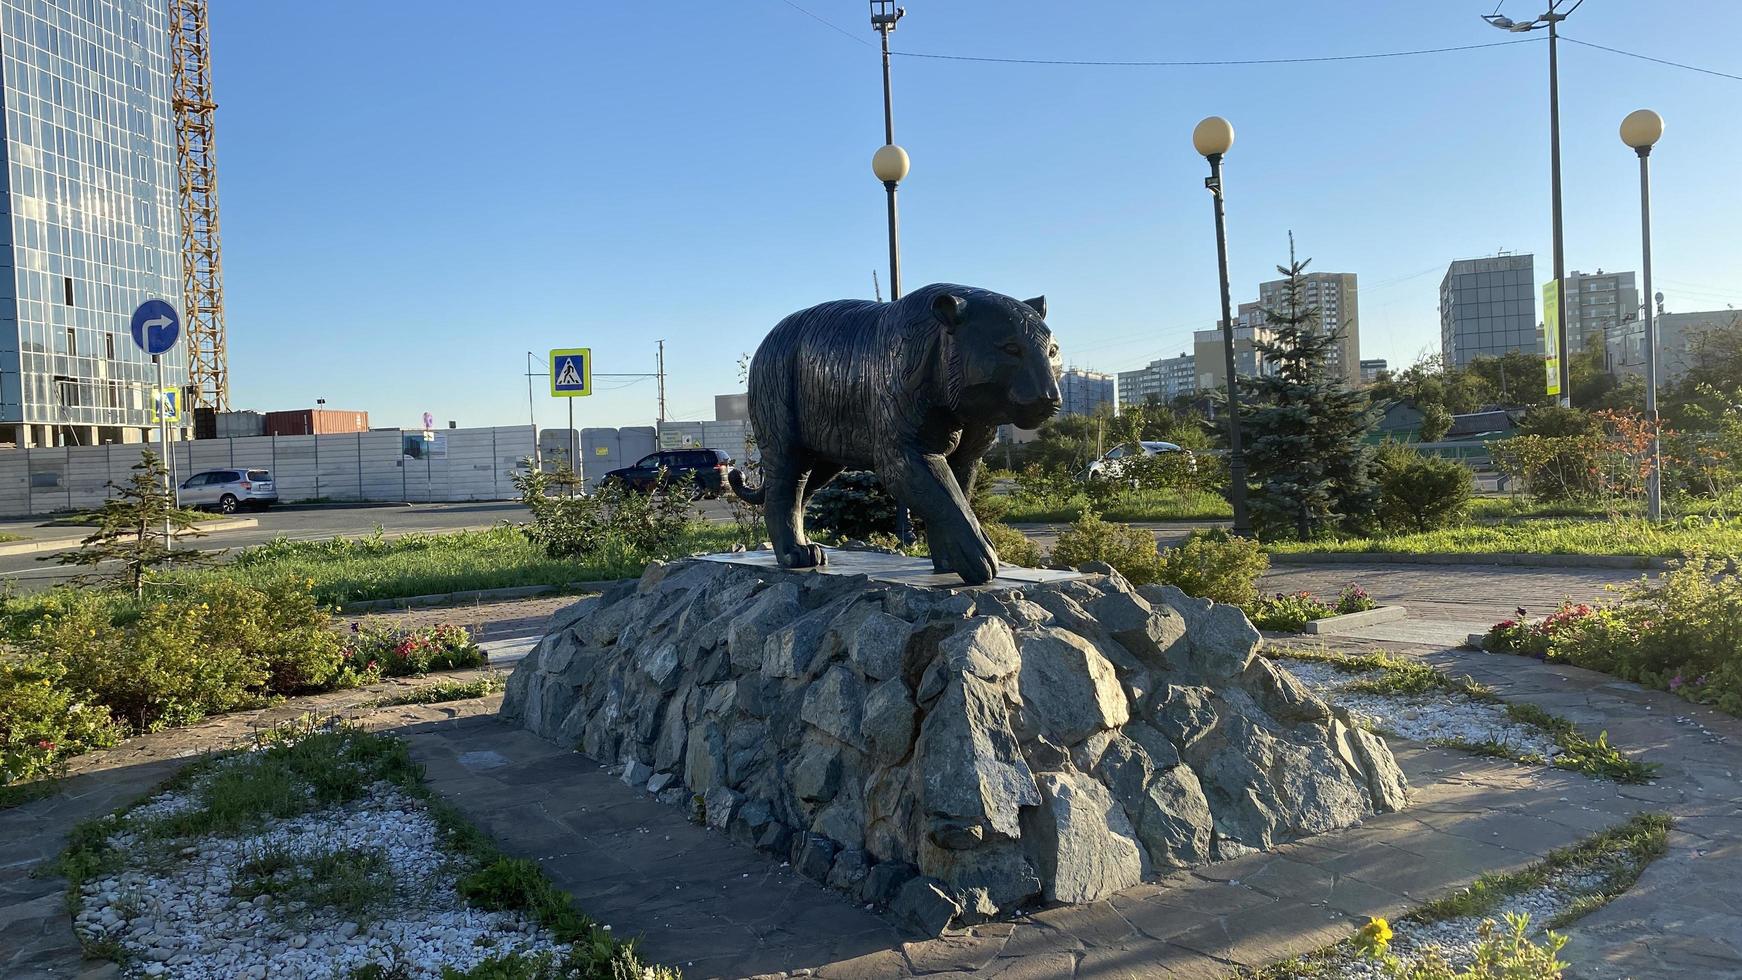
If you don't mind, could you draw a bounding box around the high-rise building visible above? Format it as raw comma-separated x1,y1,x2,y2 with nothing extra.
1561,269,1638,355
1257,271,1359,386
1057,369,1115,417
0,0,186,448
1116,352,1195,408
1440,254,1539,367
1359,358,1388,384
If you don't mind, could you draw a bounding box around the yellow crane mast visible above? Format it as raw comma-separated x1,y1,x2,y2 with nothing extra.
168,0,228,411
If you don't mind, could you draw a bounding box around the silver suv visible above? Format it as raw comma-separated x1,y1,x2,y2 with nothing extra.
179,469,278,513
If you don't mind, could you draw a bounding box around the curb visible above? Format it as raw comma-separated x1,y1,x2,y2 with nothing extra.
1301,604,1409,635
1266,551,1666,571
337,579,632,614
0,516,257,558
273,501,417,512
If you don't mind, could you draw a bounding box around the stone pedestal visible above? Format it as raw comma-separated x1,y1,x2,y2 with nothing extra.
501,551,1407,934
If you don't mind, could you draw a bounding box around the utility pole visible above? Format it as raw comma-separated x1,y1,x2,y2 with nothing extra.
871,1,913,544
656,340,667,423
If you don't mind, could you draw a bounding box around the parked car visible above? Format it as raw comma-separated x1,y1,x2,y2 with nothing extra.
1081,441,1193,482
603,448,733,497
178,468,277,513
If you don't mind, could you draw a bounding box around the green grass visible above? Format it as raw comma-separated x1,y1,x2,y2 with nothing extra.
1412,812,1671,926
1468,493,1742,523
56,723,677,977
45,507,216,528
1241,812,1673,979
1268,649,1655,783
1001,487,1233,524
373,675,506,707
1264,516,1742,559
158,523,741,605
0,776,62,810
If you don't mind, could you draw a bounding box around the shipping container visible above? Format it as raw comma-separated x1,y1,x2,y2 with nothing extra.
263,409,370,436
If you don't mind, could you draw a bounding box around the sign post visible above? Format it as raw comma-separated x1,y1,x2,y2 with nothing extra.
1541,280,1562,399
131,299,182,548
549,348,592,492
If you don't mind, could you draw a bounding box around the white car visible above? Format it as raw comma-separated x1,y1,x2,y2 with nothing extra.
1082,441,1193,482
178,469,278,513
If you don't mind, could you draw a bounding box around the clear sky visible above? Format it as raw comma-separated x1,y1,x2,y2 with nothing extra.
210,1,1742,431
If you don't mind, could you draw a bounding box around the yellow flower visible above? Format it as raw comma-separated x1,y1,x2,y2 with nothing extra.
1355,917,1393,956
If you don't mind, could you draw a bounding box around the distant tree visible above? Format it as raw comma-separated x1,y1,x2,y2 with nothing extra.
1417,403,1455,442
1238,245,1380,540
54,450,208,597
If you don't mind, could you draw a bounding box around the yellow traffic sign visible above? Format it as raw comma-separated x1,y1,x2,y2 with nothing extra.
151,388,181,423
550,348,592,397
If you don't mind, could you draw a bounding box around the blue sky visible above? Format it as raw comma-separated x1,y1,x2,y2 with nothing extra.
211,1,1742,431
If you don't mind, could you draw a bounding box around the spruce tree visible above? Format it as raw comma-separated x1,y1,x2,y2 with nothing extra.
1238,241,1380,540
54,450,208,596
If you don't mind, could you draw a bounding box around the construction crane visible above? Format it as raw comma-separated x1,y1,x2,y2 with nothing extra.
168,0,229,411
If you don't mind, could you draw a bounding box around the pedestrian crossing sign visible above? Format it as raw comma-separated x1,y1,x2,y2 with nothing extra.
549,348,592,397
151,388,180,423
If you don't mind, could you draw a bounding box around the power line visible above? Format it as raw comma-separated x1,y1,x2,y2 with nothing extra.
775,0,871,47
1561,36,1742,83
889,37,1543,68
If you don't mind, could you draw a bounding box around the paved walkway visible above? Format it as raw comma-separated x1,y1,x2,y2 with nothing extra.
5,629,1738,979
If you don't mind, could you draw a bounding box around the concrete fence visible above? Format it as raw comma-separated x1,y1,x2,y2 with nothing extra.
0,426,536,516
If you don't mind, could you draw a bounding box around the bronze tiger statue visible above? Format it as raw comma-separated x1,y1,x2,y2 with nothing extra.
729,284,1061,584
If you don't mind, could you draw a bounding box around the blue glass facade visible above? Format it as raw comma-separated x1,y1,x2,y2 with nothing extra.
0,0,183,446
1440,254,1539,367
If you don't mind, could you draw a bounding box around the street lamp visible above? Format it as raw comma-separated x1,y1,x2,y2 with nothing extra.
1483,1,1583,407
1621,108,1664,521
1193,115,1252,537
871,0,914,543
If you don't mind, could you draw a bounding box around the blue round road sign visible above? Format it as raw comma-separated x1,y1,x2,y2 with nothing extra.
130,299,180,356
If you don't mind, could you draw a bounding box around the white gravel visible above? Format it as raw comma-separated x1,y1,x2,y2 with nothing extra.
1315,869,1603,978
1277,658,1564,761
73,778,567,979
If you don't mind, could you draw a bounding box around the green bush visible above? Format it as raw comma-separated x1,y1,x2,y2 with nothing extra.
0,657,125,783
1375,444,1472,532
1153,528,1269,606
181,579,346,694
513,465,693,561
1050,511,1159,585
1248,591,1334,632
1484,553,1742,715
805,471,926,541
34,591,268,732
981,521,1043,568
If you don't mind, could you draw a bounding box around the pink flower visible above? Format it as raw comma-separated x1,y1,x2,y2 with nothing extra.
37,739,56,751
1669,675,1684,691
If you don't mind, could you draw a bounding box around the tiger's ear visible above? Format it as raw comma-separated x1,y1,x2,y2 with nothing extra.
933,293,967,333
1023,295,1048,319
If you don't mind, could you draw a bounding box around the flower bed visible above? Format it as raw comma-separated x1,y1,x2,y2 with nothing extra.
1248,585,1377,632
341,623,486,682
1481,552,1742,715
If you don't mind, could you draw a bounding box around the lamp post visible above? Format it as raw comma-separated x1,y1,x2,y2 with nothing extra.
1483,1,1581,406
1620,108,1664,522
1193,116,1251,537
870,0,913,543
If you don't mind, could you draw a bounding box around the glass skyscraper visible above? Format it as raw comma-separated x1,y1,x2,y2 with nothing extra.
1439,254,1539,367
0,0,184,448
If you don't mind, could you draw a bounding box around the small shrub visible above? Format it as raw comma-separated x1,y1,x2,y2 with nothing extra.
1375,443,1472,533
981,521,1043,568
1153,528,1269,606
512,464,693,561
1248,591,1335,632
1050,510,1160,585
0,657,125,783
1356,913,1570,979
806,471,925,540
1336,584,1378,615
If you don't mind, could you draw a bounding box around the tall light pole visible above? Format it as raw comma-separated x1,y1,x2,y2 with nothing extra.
1484,1,1582,406
1621,108,1664,521
1193,116,1251,537
871,0,913,543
